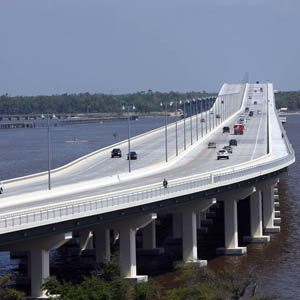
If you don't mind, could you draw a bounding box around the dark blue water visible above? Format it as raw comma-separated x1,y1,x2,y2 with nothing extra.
0,115,299,299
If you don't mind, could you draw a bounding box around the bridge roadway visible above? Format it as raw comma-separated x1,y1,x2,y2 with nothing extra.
0,83,269,214
0,82,294,299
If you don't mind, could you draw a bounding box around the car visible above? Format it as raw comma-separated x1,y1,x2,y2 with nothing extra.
217,149,229,160
201,118,206,123
249,111,254,117
208,142,216,149
216,114,220,119
210,111,214,115
223,145,232,153
256,81,260,84
229,139,238,146
223,126,230,133
257,110,261,114
248,96,252,100
260,87,263,92
245,107,249,112
111,148,122,158
254,101,257,105
127,151,137,160
0,182,3,194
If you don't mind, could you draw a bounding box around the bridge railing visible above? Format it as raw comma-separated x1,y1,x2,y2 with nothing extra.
0,148,294,233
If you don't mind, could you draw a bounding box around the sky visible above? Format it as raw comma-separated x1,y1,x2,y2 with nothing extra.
0,0,299,96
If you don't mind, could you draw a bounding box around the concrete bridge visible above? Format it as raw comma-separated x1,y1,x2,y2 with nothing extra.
0,82,295,298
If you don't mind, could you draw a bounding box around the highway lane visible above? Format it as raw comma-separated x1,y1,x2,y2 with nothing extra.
2,84,244,196
0,83,270,214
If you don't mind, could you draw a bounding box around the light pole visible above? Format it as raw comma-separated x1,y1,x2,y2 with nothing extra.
47,114,51,190
122,105,135,172
181,100,187,150
194,99,199,141
160,102,173,162
200,98,204,137
187,100,193,145
175,101,179,156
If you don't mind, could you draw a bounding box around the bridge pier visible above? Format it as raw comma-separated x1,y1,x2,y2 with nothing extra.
94,227,111,263
0,233,72,299
169,198,216,266
244,190,270,243
217,187,255,255
119,214,156,281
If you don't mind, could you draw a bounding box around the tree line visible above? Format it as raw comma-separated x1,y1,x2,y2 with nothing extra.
275,91,300,111
0,90,212,115
0,90,298,115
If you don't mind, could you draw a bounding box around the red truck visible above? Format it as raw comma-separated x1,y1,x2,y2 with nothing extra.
234,124,244,135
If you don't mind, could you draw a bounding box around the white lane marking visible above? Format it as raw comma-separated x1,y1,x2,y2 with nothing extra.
251,106,265,160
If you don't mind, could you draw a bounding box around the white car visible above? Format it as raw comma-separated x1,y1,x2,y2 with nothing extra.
217,150,229,160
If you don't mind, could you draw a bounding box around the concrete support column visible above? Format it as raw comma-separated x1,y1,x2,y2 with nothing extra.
105,213,156,281
217,198,246,255
142,220,156,249
94,228,111,263
182,210,197,262
30,248,49,298
0,233,72,298
120,225,137,278
262,185,280,233
172,213,182,238
244,191,270,243
224,198,238,249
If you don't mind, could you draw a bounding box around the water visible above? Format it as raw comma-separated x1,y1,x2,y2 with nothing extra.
0,115,299,299
0,116,176,180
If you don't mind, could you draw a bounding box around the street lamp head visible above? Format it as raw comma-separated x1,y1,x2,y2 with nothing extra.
169,101,173,106
132,105,136,110
122,105,125,111
160,102,163,107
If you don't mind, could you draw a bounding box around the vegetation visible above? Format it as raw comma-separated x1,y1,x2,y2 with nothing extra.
275,91,300,111
0,275,26,300
0,90,213,115
38,259,274,300
0,89,299,115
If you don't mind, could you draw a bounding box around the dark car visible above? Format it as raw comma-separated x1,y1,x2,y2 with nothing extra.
208,142,216,149
249,111,254,117
253,101,257,105
223,126,230,133
0,182,3,194
223,145,233,153
127,151,137,160
111,148,122,158
245,107,249,112
229,139,238,146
